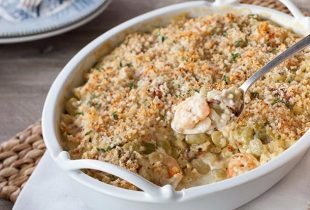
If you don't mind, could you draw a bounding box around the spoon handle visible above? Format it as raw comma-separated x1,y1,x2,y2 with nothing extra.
239,33,310,93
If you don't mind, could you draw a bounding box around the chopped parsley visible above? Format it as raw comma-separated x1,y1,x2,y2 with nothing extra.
271,98,281,105
129,82,135,89
271,48,278,54
248,14,261,20
231,52,240,62
160,114,166,121
112,112,118,120
120,62,133,68
235,40,242,48
223,75,229,85
87,95,100,107
287,77,293,83
141,142,156,154
85,130,93,136
94,103,101,110
271,98,291,108
250,91,259,99
97,146,112,153
125,63,133,67
223,31,227,37
159,35,166,43
284,101,292,109
74,112,84,116
234,39,247,48
290,67,298,72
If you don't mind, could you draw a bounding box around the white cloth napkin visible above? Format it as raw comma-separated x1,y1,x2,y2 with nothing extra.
13,149,310,210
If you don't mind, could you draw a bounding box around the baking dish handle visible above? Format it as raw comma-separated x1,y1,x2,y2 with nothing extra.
279,0,310,33
56,151,182,201
212,0,239,7
213,0,310,33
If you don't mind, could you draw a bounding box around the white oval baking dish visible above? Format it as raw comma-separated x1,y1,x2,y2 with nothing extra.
42,0,310,209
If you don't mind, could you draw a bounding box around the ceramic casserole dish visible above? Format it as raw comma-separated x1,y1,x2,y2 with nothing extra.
42,0,310,209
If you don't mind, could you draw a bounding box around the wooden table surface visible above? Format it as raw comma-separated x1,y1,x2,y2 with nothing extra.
0,0,308,209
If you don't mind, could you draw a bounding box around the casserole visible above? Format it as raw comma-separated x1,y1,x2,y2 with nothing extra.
42,0,310,209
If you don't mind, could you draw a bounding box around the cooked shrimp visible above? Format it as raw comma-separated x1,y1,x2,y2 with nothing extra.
227,153,259,178
171,93,211,134
148,151,183,188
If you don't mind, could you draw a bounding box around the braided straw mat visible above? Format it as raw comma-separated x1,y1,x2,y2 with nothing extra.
0,0,309,204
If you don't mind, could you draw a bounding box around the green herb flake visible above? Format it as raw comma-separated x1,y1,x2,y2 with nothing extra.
85,130,93,136
96,146,112,153
223,31,227,37
119,62,123,67
287,77,293,83
74,112,84,116
223,75,230,85
95,67,101,72
112,112,118,120
285,102,292,109
159,35,166,43
234,39,247,48
271,98,291,108
129,82,135,89
125,63,133,67
141,142,156,154
231,52,240,62
235,40,242,47
250,91,259,99
290,67,298,72
87,100,93,106
94,103,101,110
248,14,260,20
271,98,280,105
271,48,278,54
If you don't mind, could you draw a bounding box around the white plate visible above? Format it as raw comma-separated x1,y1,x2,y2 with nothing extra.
0,0,111,44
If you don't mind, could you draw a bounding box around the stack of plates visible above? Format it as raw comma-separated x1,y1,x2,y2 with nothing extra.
0,0,111,43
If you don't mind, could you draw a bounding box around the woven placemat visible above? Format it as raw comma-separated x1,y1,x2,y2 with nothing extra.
0,0,309,204
0,121,44,202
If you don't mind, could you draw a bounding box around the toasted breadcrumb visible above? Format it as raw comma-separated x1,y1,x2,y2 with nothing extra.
61,13,309,190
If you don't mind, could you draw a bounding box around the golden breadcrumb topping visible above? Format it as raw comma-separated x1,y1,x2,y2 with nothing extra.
60,13,310,190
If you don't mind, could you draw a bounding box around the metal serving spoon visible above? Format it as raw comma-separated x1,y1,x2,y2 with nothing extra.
236,33,310,116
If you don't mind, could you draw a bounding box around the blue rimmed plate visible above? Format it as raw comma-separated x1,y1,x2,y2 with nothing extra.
0,0,111,44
